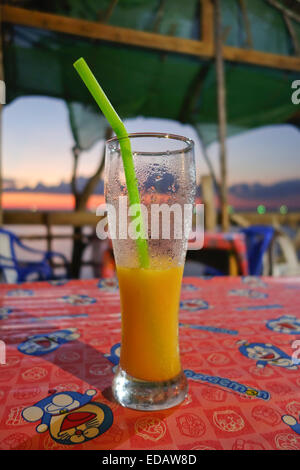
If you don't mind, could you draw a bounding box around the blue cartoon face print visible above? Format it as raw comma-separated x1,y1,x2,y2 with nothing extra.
22,389,113,445
5,289,33,297
238,340,298,370
97,278,118,292
18,328,80,356
105,343,120,372
60,295,96,305
266,315,300,335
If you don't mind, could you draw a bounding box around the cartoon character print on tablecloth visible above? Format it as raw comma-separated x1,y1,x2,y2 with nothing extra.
229,289,268,299
176,413,206,438
212,409,245,433
30,313,88,322
0,307,12,320
236,305,283,312
0,432,32,450
274,431,300,450
238,340,298,370
22,389,113,445
185,370,270,401
135,417,167,442
18,328,80,356
232,438,265,450
59,295,96,306
181,284,200,292
179,323,238,336
242,277,268,289
266,315,300,335
104,343,120,373
97,278,118,292
5,289,34,297
252,406,281,426
180,299,210,312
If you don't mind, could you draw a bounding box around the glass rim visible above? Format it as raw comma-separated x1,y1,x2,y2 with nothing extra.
106,132,194,156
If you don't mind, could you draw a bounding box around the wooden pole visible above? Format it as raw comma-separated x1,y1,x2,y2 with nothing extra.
201,174,217,231
99,0,119,23
238,0,253,49
214,0,229,232
283,13,300,56
266,0,300,23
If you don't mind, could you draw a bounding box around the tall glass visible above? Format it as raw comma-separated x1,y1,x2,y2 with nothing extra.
105,133,196,410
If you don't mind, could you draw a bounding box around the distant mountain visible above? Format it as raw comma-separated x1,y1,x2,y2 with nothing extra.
3,177,300,210
3,177,104,195
229,179,300,200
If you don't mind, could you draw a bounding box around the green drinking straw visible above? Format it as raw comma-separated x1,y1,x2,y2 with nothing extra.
73,57,149,268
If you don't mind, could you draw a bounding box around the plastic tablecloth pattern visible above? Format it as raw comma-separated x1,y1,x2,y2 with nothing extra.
0,276,300,450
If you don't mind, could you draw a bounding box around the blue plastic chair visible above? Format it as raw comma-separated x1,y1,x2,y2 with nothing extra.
0,228,69,283
240,225,275,275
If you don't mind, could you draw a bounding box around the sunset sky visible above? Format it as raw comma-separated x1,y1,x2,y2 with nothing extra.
3,95,300,195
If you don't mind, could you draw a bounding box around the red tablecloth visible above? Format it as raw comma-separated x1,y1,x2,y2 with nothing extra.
0,276,300,450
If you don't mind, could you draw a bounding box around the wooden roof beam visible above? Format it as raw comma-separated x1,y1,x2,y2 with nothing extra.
2,4,300,71
1,5,213,58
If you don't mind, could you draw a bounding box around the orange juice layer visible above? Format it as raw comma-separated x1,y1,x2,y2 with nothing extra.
116,264,184,382
117,266,183,381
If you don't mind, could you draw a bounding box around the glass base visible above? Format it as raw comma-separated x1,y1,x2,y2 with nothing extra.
112,366,188,411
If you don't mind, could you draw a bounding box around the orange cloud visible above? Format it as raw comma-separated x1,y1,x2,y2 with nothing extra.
3,192,105,211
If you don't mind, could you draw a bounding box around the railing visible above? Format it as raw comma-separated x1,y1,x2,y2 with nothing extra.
3,209,300,266
3,210,105,272
4,209,300,227
230,211,300,228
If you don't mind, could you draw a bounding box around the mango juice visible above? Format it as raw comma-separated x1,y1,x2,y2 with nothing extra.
116,264,184,382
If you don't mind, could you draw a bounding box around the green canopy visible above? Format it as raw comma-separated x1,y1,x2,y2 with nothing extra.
3,0,300,150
